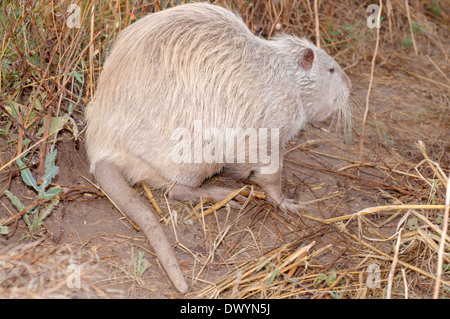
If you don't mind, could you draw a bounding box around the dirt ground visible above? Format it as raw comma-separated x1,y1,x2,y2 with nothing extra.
1,68,447,298
0,1,448,299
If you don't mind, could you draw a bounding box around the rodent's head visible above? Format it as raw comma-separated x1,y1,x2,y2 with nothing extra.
280,37,352,131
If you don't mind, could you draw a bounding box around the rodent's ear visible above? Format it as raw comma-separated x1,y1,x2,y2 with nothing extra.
300,48,314,71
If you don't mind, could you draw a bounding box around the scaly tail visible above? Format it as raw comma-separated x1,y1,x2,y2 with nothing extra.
94,159,188,293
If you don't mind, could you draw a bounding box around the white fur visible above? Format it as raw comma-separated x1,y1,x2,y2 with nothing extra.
85,3,351,190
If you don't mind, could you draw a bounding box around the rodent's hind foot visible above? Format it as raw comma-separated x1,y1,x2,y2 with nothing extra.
280,198,304,215
267,197,304,215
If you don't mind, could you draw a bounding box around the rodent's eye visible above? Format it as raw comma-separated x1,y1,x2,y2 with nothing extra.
329,68,335,74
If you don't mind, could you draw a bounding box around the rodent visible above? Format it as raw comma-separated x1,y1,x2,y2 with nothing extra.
85,3,351,293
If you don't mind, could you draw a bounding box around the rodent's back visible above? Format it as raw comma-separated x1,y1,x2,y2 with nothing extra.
92,2,264,115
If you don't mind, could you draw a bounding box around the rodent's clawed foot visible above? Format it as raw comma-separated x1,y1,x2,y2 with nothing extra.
280,198,304,215
267,197,304,216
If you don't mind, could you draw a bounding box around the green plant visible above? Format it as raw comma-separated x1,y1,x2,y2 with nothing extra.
134,251,150,277
0,219,9,234
3,145,62,236
314,270,343,299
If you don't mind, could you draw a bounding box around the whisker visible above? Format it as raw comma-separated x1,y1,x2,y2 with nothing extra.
329,90,352,142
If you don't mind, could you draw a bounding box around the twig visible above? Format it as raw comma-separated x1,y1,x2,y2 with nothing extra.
1,197,54,226
141,183,165,219
386,228,403,299
36,102,54,184
401,268,408,299
313,271,347,299
404,0,418,55
298,204,445,225
337,223,450,287
195,187,247,220
0,130,60,173
359,0,382,162
412,210,450,244
433,172,450,299
313,0,320,48
416,140,448,188
163,186,180,243
88,1,95,101
402,68,450,90
0,102,38,144
425,55,449,82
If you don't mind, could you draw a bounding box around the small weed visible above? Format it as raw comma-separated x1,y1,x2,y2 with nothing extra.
425,2,442,17
3,146,62,236
0,219,8,234
314,270,343,299
314,270,338,286
134,251,150,277
401,37,413,49
408,217,419,230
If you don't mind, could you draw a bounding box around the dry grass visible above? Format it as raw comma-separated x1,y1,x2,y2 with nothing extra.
0,0,448,298
0,235,106,298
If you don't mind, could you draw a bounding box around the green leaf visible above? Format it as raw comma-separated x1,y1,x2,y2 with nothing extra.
267,269,279,285
134,251,150,277
4,189,25,211
22,138,30,149
16,158,39,191
68,103,75,114
1,58,11,73
408,217,419,230
39,147,59,191
256,257,270,272
71,69,83,83
41,162,58,190
341,24,356,30
36,116,68,137
326,270,337,286
329,291,342,299
30,198,59,231
314,273,328,286
8,100,20,121
39,186,62,199
45,146,57,170
0,219,9,235
23,207,38,231
34,98,42,110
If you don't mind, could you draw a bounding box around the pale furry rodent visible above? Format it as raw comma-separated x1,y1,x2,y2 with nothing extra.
85,3,351,293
